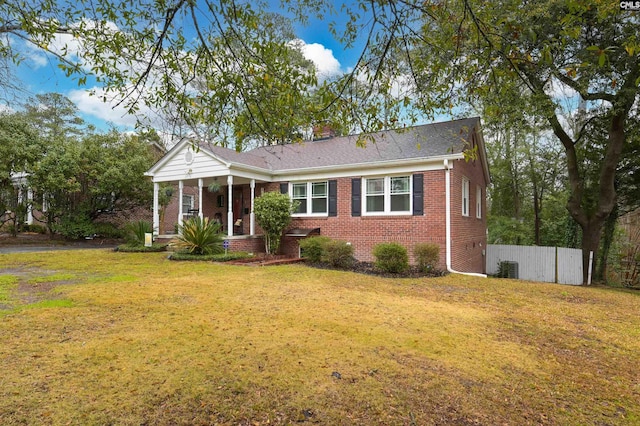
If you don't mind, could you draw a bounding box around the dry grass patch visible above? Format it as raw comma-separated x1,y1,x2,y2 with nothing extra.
0,250,639,425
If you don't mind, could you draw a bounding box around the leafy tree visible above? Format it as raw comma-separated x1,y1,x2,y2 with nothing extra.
14,96,155,236
24,93,88,140
0,112,41,232
29,137,83,236
78,130,155,220
394,1,638,283
253,191,296,255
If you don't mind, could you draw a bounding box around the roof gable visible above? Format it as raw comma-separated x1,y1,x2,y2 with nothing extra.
146,117,489,181
249,117,481,171
146,138,231,181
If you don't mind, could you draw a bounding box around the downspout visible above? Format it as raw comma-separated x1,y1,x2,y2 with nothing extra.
444,159,487,278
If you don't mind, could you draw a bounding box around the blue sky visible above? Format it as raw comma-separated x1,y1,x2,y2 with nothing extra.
5,2,364,133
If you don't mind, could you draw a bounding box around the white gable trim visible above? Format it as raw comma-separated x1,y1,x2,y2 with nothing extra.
146,139,235,183
146,139,231,177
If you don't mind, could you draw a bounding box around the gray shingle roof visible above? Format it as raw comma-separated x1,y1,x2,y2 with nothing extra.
202,117,480,172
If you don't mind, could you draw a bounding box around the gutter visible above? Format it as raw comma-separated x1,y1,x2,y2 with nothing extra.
444,159,487,278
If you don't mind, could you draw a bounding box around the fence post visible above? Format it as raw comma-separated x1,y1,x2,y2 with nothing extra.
588,251,593,285
555,246,558,283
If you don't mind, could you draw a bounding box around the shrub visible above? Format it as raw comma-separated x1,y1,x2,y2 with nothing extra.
322,240,355,269
93,222,125,239
175,216,223,255
253,191,297,255
124,220,153,245
22,224,47,234
414,243,440,272
55,214,95,240
373,242,409,273
299,236,332,263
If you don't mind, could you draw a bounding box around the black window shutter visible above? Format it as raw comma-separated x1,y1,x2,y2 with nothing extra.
413,174,424,216
328,180,337,217
351,178,361,217
280,183,288,194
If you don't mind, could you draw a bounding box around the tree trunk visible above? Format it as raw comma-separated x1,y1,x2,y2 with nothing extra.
532,185,541,246
547,111,627,284
596,204,618,283
579,220,604,285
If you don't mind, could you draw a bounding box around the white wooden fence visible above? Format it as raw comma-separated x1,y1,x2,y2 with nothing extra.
486,244,586,285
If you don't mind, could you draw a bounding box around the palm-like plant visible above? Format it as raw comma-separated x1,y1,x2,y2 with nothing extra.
125,220,153,246
175,216,223,255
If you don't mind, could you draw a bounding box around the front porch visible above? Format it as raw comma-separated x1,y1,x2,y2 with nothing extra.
145,139,280,240
153,176,267,239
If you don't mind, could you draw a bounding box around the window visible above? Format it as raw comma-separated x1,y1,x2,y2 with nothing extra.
476,186,482,218
182,194,194,213
291,181,328,215
364,175,411,215
462,178,470,216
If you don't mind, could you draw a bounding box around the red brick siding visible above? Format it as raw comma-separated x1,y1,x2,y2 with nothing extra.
449,158,488,273
163,167,488,274
276,175,449,268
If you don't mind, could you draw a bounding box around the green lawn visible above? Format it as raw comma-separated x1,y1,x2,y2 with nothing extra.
1,250,639,425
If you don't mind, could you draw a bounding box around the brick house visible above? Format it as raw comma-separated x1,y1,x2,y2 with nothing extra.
145,117,490,274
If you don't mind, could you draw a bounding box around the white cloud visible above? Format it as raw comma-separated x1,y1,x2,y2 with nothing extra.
67,87,151,129
294,39,343,79
0,104,15,114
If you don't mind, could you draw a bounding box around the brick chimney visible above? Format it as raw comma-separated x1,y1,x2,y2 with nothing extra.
312,124,336,140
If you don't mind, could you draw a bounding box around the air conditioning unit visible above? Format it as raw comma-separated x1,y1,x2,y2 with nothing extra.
499,261,519,279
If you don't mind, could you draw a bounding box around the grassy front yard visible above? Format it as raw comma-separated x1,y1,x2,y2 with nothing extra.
1,250,639,425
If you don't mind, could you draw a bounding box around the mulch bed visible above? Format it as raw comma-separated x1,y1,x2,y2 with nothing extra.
225,254,306,266
309,261,446,278
228,253,445,278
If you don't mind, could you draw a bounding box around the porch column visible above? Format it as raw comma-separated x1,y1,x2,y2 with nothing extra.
26,188,33,225
153,182,159,235
227,175,233,237
198,178,204,220
178,180,184,230
250,179,255,235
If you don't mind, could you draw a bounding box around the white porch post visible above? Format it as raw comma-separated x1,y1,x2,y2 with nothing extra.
153,182,159,235
227,175,234,237
250,179,255,235
178,180,184,230
198,178,204,220
26,188,33,225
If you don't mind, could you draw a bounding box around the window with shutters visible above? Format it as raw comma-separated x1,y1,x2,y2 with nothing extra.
290,181,328,216
363,175,412,215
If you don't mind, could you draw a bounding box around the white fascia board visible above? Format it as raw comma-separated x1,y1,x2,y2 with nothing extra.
272,154,464,181
226,165,272,182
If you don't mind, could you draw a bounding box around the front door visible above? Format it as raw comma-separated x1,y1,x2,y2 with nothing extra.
233,188,244,234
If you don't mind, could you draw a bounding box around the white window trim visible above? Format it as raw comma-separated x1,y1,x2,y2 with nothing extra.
462,178,470,217
362,175,412,216
476,185,482,218
290,181,329,217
